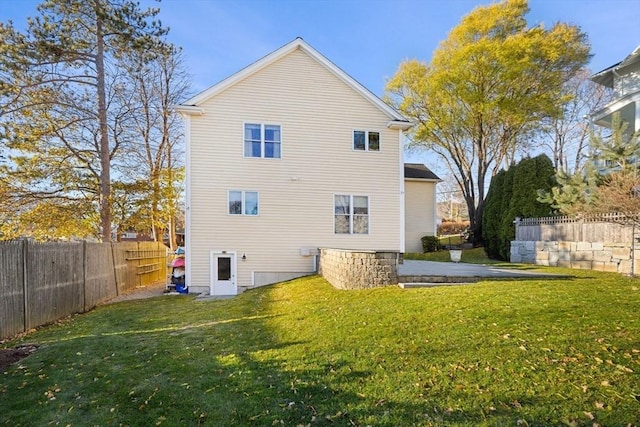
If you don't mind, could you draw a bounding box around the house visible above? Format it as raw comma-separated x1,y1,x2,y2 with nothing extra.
176,38,439,296
404,163,440,253
590,45,640,136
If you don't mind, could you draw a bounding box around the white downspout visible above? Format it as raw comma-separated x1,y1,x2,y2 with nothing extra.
182,113,193,291
399,131,406,253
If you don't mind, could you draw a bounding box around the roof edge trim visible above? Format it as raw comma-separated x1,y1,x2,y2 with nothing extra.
174,105,205,115
178,38,409,122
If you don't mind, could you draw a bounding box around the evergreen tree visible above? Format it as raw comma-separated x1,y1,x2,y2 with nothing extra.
503,155,555,258
498,166,516,260
482,169,506,259
483,155,555,261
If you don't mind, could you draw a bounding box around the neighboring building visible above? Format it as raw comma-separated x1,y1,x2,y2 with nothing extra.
176,38,422,296
117,230,154,242
590,45,640,136
404,163,440,253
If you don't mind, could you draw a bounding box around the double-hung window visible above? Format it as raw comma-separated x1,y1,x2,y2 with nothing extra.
229,191,259,215
335,195,369,234
353,131,380,151
244,123,281,158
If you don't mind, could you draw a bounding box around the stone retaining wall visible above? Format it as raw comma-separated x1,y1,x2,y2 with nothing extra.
511,240,639,274
318,248,399,289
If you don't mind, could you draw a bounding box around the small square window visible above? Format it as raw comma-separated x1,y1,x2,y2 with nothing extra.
229,191,259,216
353,130,380,151
244,123,281,158
334,195,368,234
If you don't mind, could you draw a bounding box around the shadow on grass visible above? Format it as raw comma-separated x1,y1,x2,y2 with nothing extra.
3,281,634,426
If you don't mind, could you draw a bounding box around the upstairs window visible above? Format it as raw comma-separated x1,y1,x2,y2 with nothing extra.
244,123,281,158
335,195,369,234
353,131,380,151
229,191,259,215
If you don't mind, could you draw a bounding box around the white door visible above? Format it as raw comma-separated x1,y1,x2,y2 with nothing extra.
210,251,237,296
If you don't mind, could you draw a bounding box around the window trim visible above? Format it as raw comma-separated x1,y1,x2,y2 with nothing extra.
352,130,381,152
243,122,282,159
334,194,370,235
228,190,259,216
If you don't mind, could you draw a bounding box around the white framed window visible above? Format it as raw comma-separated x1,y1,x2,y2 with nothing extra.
353,130,380,151
228,191,259,215
244,123,281,158
335,195,369,234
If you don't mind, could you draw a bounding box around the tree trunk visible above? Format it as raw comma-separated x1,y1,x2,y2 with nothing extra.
95,12,111,242
152,173,162,242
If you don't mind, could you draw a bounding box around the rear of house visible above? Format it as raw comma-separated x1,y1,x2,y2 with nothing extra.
177,38,413,295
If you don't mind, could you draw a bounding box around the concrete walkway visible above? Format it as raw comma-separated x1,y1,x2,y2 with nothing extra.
398,260,569,287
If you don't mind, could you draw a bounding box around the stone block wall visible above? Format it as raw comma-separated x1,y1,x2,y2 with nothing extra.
511,240,639,275
318,248,399,289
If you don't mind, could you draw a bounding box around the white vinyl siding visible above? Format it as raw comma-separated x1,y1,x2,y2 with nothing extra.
187,48,403,291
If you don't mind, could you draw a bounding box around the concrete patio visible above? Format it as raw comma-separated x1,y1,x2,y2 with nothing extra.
397,260,570,288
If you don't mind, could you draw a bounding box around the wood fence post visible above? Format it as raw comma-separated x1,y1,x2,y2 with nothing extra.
21,238,29,332
632,220,636,277
82,240,88,311
111,242,119,296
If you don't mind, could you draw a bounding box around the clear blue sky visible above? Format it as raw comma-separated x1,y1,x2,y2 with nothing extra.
2,0,639,95
1,0,639,170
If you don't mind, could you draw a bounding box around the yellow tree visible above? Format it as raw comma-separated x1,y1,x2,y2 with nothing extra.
386,0,589,243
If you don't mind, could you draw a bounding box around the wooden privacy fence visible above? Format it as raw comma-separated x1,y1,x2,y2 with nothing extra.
514,213,636,243
0,240,168,341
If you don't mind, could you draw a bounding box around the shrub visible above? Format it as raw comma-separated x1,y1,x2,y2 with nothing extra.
438,221,469,236
421,235,440,252
483,154,556,260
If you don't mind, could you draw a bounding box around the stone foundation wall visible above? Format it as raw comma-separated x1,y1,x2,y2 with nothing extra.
511,240,639,274
318,248,399,289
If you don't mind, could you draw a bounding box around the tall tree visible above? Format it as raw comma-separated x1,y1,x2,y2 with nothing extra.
534,68,611,174
0,0,168,241
118,46,189,248
386,0,590,244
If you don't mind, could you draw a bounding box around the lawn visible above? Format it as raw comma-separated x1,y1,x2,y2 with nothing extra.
405,247,502,264
1,267,639,426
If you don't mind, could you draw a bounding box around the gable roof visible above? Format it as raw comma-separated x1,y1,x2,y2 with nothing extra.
591,45,640,88
404,163,440,181
176,37,412,129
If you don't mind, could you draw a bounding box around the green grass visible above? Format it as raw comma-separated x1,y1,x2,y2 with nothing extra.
2,270,640,426
439,234,466,246
405,247,503,264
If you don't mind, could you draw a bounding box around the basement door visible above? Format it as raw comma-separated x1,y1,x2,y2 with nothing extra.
210,251,237,296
